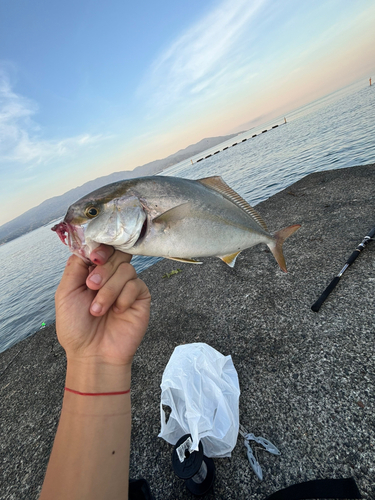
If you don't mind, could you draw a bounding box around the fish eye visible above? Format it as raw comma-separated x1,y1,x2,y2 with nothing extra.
85,206,99,218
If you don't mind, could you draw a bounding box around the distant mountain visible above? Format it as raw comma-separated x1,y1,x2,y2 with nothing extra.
0,133,238,245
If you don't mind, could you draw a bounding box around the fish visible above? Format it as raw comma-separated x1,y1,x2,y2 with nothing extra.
52,175,300,271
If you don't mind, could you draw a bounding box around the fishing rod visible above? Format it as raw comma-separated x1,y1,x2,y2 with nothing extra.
311,226,375,312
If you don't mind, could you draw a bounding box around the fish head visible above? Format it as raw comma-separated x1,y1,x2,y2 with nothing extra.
52,189,146,263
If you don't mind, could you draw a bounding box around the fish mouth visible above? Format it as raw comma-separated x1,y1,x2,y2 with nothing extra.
52,221,91,263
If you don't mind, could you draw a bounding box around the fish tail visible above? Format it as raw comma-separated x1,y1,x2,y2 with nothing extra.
267,224,301,272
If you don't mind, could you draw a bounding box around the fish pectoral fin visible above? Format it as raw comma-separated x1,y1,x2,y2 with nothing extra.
152,203,191,224
219,251,241,268
164,256,203,264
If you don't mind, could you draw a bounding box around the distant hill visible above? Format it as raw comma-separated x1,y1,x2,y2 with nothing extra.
0,134,238,245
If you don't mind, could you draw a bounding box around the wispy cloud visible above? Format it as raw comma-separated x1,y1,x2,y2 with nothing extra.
138,0,266,109
0,70,109,167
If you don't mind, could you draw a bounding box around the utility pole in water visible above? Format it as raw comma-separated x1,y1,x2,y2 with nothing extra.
370,77,372,86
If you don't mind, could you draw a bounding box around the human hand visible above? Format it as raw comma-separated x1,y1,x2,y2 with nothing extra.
55,247,151,371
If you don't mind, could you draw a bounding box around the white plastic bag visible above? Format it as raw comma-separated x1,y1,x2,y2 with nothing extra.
158,343,240,458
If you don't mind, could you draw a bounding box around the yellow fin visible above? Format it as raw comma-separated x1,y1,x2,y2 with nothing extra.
219,251,241,268
197,176,268,231
165,256,203,264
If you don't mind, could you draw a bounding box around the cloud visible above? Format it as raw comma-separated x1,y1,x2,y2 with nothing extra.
138,0,266,109
0,70,109,167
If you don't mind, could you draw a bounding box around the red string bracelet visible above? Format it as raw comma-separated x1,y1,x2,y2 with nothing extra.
65,387,130,396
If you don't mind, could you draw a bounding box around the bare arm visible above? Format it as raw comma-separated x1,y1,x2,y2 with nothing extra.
40,247,151,500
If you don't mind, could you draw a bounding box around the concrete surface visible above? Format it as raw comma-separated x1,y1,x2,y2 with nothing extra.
1,164,374,499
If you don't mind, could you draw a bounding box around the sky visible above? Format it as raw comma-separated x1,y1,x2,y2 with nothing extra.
0,0,374,226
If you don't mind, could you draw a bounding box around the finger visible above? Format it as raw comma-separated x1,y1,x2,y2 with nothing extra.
113,278,151,314
89,244,116,265
90,262,137,316
57,255,90,297
86,250,133,290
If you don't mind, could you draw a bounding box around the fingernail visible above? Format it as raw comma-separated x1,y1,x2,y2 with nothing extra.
96,251,107,259
89,274,102,285
91,302,102,314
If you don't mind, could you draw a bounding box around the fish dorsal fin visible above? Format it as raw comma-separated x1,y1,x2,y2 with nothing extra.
197,176,268,232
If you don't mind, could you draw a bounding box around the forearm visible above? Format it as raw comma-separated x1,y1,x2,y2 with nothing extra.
40,360,132,500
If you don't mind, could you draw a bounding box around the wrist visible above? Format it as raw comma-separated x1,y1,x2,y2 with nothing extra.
65,357,132,395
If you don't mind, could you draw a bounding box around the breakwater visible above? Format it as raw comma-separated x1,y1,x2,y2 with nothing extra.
195,123,281,162
1,164,374,499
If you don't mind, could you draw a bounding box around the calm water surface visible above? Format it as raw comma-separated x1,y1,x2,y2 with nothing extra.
0,80,374,352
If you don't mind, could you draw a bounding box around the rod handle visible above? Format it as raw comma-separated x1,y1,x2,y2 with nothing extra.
346,250,361,266
311,276,340,312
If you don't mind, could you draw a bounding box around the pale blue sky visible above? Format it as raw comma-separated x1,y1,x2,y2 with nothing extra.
1,0,374,226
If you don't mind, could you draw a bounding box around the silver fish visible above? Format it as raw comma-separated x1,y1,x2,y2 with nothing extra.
52,175,300,271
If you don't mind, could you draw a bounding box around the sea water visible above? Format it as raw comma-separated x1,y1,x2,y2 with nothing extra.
0,79,374,353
